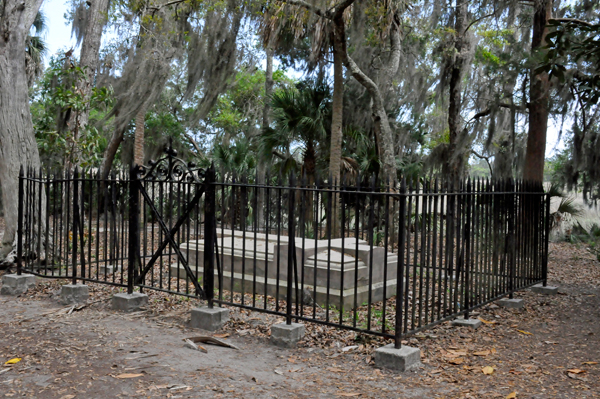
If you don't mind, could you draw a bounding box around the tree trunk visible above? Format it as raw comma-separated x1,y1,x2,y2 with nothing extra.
330,14,345,186
445,0,469,180
344,55,397,185
0,0,45,261
66,0,110,169
133,104,147,166
100,127,125,181
257,45,274,230
524,0,552,182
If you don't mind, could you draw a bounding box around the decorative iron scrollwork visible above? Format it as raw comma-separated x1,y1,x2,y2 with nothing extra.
136,145,206,182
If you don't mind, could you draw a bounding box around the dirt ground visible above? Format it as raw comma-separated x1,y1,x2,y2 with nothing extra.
1,219,599,397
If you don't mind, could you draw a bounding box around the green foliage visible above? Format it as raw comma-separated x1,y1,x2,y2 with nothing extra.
571,222,600,261
31,55,114,170
540,19,600,107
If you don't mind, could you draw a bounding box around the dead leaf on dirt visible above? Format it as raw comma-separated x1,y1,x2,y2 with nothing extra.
482,366,494,375
429,369,443,374
567,372,587,380
59,395,75,399
582,362,598,365
213,333,230,338
566,369,586,374
4,358,21,365
473,350,490,356
288,357,296,363
185,336,239,350
274,369,283,375
506,392,517,399
444,349,468,360
336,393,361,397
448,358,465,365
516,330,533,335
327,367,345,372
115,373,144,379
478,317,496,324
544,341,558,345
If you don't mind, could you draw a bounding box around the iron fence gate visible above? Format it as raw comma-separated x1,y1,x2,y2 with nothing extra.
17,149,551,348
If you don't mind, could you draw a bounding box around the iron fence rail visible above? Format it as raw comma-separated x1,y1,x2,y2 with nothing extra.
18,161,550,348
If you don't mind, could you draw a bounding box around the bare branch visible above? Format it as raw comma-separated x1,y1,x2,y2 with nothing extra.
331,0,356,18
465,12,496,34
550,18,594,27
468,103,527,123
184,133,204,156
471,150,494,178
272,149,287,160
280,0,327,18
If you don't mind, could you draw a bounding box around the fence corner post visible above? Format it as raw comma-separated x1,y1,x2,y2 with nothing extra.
128,165,140,295
543,188,551,287
395,178,407,349
203,165,216,308
286,171,296,325
71,167,80,285
17,165,24,276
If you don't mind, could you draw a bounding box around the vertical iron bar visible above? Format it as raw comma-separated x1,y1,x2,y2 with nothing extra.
72,168,79,285
395,178,407,349
204,166,216,306
17,166,24,275
543,190,550,286
127,166,140,295
286,172,296,325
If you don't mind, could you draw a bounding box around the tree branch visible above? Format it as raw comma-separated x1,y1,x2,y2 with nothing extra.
468,103,528,123
550,18,594,27
184,133,204,155
280,0,327,18
471,150,494,178
331,0,356,18
465,12,495,34
281,0,356,19
272,149,287,160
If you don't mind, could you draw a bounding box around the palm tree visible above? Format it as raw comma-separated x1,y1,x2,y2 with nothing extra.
26,11,48,87
261,80,331,184
213,137,257,178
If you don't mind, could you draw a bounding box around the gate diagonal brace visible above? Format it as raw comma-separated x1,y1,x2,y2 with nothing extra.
136,184,206,298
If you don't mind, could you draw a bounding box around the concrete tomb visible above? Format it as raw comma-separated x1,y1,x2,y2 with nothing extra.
171,229,399,308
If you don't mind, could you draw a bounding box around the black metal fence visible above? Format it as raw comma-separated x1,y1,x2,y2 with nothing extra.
18,151,550,348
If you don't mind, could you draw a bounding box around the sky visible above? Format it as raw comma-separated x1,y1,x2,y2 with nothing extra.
39,0,565,158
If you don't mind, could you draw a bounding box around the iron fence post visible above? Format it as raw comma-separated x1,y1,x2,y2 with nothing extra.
464,179,472,320
128,165,140,295
72,167,79,285
17,166,24,276
543,190,551,286
395,178,407,349
204,165,216,307
286,172,296,325
508,179,516,298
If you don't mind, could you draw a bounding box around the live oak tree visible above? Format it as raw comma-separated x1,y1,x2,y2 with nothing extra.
524,0,553,183
0,0,45,262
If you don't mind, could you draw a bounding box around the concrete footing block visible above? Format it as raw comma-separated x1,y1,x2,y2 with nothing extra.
0,274,36,296
190,306,229,331
531,284,558,295
112,292,149,312
271,322,305,348
98,264,119,275
374,344,421,372
59,284,89,305
497,298,524,309
452,316,482,329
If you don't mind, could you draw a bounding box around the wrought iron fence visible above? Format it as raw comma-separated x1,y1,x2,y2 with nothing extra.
17,152,550,348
